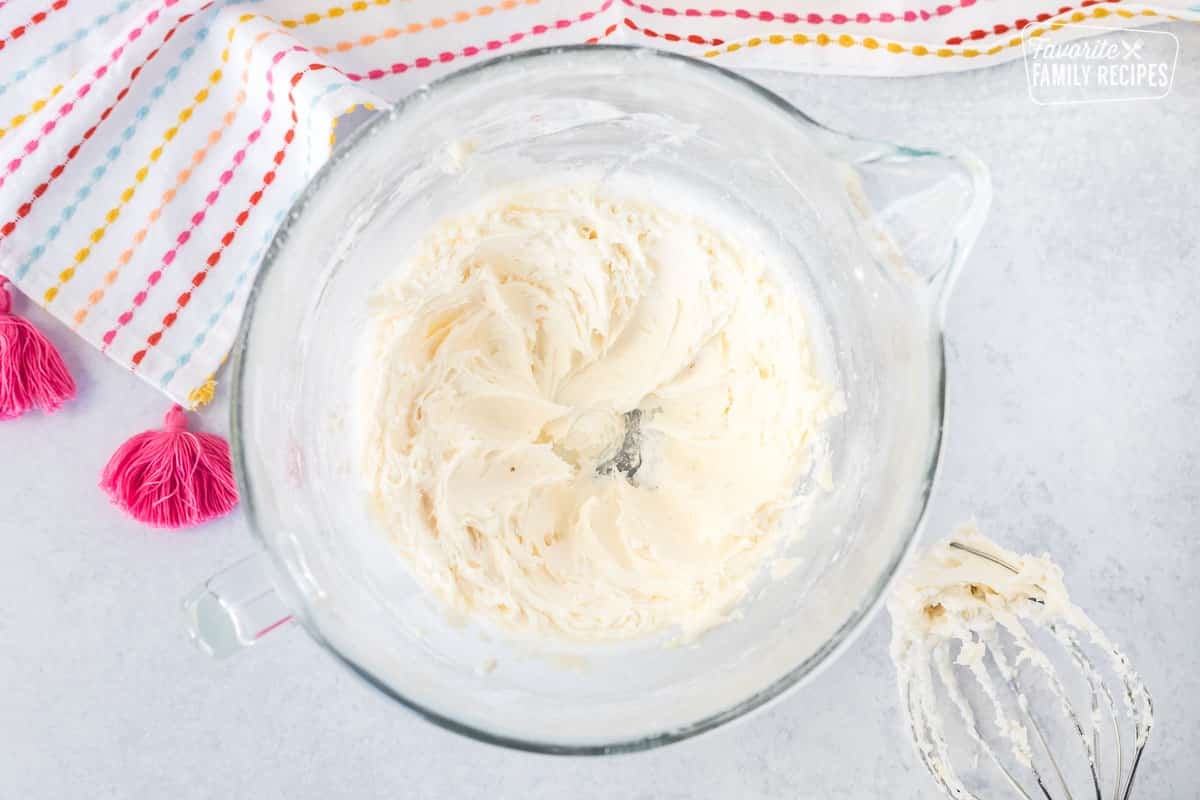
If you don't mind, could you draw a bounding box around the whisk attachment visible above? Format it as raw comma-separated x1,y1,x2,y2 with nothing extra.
889,527,1152,800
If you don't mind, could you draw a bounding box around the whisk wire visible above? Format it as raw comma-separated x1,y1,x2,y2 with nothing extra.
897,538,1153,800
906,682,977,800
935,642,1035,800
1058,629,1122,800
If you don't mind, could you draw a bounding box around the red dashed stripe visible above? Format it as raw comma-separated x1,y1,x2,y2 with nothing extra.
945,0,1119,43
586,22,619,43
343,0,613,81
128,64,327,369
0,0,70,53
622,0,979,25
0,3,204,240
621,16,725,45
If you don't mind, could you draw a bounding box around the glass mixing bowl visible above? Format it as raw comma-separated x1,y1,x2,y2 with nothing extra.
188,46,989,754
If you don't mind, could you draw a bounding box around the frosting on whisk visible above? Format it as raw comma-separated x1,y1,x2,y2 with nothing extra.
889,524,1153,799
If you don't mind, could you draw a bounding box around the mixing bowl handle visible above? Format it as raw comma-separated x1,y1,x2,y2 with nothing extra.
838,140,991,321
183,552,292,659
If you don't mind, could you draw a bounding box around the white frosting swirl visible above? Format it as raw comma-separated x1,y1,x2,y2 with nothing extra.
357,181,840,641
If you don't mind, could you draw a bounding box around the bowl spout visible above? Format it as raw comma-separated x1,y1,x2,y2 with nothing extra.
839,141,991,320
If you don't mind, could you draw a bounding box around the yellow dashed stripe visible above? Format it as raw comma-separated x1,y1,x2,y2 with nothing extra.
312,0,539,55
281,0,390,28
43,66,227,304
704,6,1177,61
0,84,64,141
329,101,377,148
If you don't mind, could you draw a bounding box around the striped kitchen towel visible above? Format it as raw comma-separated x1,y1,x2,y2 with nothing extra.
0,0,1194,408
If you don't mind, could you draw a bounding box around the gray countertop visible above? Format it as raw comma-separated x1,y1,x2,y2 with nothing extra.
3,24,1197,799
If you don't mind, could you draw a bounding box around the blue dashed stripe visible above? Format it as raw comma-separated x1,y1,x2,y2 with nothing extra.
0,1,137,98
12,2,254,281
159,198,294,388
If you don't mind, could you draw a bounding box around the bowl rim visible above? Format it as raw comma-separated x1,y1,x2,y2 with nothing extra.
229,43,946,755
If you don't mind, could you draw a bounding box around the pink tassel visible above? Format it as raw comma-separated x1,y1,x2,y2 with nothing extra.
0,275,76,420
101,404,239,529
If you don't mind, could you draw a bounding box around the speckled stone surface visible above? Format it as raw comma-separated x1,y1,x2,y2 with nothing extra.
3,25,1197,799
